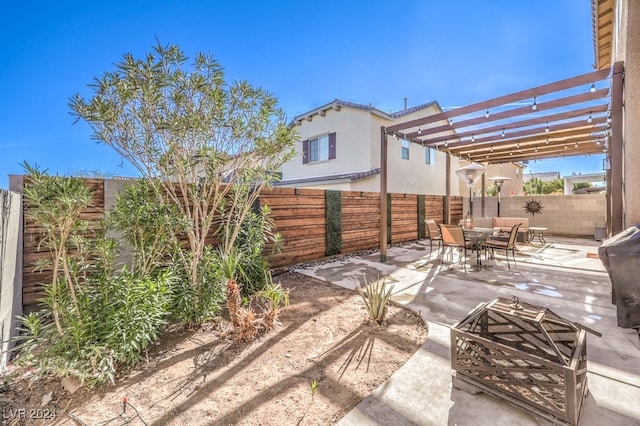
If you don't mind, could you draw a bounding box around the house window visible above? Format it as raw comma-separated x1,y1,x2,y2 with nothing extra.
302,132,336,164
310,135,329,162
401,140,410,160
425,147,435,165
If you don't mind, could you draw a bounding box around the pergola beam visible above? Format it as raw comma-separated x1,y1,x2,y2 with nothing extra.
385,67,611,133
405,89,609,140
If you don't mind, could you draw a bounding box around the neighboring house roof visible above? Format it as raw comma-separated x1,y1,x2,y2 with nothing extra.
274,168,381,187
523,172,561,182
291,99,441,125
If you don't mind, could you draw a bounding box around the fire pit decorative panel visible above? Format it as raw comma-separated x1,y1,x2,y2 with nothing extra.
451,297,593,425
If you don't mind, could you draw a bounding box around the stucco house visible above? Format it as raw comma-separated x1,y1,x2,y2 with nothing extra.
277,99,461,196
457,161,525,197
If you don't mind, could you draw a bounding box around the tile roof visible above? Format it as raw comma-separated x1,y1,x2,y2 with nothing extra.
274,168,381,187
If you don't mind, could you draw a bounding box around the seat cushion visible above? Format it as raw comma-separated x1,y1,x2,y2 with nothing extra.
483,239,508,248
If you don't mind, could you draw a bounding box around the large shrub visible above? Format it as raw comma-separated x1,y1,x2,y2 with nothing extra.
16,169,175,385
17,268,174,385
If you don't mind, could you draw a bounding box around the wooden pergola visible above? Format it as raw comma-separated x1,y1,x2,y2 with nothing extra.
378,63,623,260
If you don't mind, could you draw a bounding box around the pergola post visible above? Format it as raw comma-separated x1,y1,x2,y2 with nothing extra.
610,61,624,236
445,153,451,224
380,126,388,262
481,173,486,217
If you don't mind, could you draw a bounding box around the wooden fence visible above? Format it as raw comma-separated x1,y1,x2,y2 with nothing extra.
20,178,460,311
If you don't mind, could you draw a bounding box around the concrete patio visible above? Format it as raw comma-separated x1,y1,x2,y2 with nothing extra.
294,236,640,425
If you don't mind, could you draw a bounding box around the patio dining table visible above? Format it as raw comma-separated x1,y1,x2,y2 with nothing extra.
463,227,495,269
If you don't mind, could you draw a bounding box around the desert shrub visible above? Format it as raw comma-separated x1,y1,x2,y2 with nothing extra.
353,275,394,325
257,280,289,331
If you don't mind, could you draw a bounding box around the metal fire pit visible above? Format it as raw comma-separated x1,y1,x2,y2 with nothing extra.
451,297,599,425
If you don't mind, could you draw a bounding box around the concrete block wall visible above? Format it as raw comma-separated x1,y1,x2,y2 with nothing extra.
463,194,605,237
0,187,22,371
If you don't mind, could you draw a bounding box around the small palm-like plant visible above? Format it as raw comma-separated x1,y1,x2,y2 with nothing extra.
216,248,243,327
258,280,289,331
353,275,394,324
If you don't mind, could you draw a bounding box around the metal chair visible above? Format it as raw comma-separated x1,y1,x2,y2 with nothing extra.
438,224,474,272
425,219,442,253
482,223,520,269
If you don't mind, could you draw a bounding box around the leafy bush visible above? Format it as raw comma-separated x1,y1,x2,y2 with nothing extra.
169,246,227,325
16,269,174,385
232,205,282,296
107,179,186,276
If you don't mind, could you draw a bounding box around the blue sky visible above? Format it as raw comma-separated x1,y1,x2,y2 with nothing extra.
0,0,600,189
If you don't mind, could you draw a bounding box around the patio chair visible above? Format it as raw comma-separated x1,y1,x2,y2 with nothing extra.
425,219,442,253
438,224,474,272
482,223,520,269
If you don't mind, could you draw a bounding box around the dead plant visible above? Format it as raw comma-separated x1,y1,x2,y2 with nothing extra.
234,306,258,342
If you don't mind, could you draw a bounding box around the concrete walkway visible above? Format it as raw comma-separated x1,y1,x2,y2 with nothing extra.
294,237,640,425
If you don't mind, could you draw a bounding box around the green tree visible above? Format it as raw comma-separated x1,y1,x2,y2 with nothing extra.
573,182,592,192
524,177,545,195
486,184,498,196
70,42,297,305
543,178,564,194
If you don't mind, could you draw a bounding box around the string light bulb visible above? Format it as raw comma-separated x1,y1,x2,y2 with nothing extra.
607,112,612,123
445,140,449,147
417,127,422,134
516,142,520,149
546,137,549,144
596,139,601,145
501,129,505,137
485,109,490,118
545,122,550,133
490,145,494,152
564,144,568,150
575,142,579,148
531,97,538,111
590,83,596,93
471,134,475,142
587,112,593,124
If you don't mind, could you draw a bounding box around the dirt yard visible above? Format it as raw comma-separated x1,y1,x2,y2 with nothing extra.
1,272,427,425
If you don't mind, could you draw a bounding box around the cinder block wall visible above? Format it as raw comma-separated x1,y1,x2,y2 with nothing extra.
463,194,605,237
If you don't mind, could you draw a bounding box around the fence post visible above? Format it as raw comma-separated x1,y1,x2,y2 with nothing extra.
387,193,392,244
418,194,426,239
325,190,342,256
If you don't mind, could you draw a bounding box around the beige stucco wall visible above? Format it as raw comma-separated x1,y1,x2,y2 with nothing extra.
615,0,640,227
280,104,460,196
281,107,374,181
457,162,525,197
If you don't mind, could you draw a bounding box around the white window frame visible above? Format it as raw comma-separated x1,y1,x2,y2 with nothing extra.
401,139,410,160
309,134,329,163
425,146,435,165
